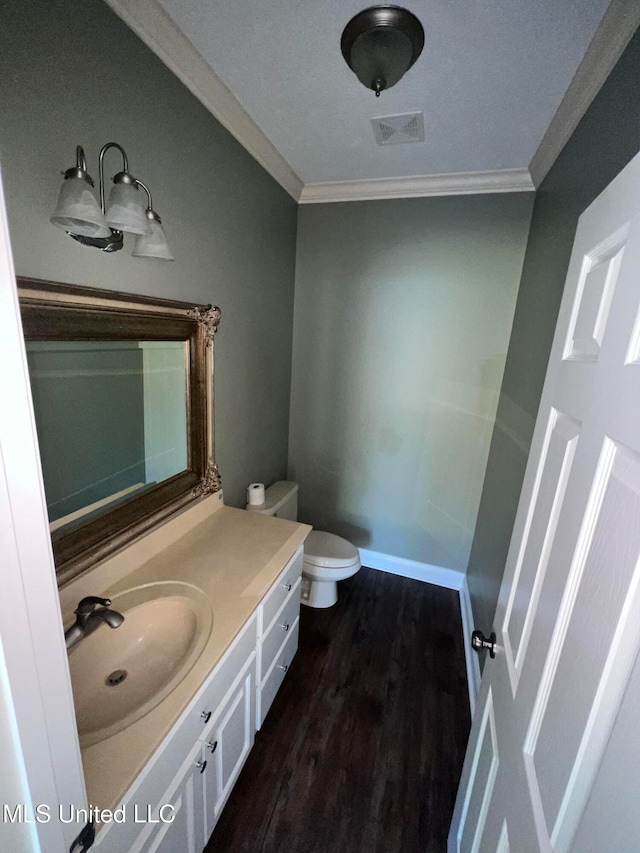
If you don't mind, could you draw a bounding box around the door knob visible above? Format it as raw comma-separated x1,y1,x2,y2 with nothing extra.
471,629,497,658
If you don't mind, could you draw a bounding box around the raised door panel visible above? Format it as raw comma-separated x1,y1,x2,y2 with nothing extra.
130,741,205,853
457,689,499,853
502,409,580,694
217,668,255,801
523,437,640,851
564,238,625,361
141,783,192,853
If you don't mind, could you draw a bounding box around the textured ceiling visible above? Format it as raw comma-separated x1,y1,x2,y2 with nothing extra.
157,0,611,184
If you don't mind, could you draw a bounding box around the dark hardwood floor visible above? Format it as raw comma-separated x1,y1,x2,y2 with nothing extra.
206,567,471,853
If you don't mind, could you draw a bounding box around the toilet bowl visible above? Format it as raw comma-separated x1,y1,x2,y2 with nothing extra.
245,481,361,608
301,530,360,608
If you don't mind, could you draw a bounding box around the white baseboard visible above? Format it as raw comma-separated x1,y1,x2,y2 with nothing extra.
359,548,480,715
359,548,465,591
459,577,481,716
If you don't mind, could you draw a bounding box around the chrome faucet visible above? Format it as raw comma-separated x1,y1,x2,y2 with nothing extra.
65,596,125,650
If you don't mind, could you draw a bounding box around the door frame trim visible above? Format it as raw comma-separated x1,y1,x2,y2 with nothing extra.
0,165,87,851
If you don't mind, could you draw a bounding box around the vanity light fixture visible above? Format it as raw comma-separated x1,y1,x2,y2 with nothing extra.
341,5,425,97
50,142,173,260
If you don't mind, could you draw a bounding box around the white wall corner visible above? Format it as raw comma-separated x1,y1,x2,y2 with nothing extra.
104,0,304,202
459,577,481,717
359,548,465,590
299,169,535,204
529,0,640,187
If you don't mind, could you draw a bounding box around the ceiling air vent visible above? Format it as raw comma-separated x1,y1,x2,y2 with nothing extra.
371,112,425,146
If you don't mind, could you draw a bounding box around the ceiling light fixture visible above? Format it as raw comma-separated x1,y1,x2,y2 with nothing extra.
50,143,173,260
341,5,424,97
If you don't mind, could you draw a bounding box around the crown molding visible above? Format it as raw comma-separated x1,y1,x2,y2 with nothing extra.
529,0,640,188
104,0,304,201
299,169,535,204
106,0,636,205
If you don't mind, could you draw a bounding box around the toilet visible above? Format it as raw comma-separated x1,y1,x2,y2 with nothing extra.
246,481,360,608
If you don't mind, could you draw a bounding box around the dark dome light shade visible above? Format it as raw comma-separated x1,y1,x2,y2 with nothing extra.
341,5,425,96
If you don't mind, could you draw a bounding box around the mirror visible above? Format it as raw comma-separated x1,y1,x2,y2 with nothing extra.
18,278,222,586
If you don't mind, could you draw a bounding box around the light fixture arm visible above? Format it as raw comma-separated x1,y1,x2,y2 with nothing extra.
63,145,93,185
76,145,88,172
98,141,134,212
134,179,162,223
135,178,152,208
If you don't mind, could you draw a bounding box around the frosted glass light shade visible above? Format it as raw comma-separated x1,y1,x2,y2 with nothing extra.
104,182,148,234
132,219,174,260
50,178,110,237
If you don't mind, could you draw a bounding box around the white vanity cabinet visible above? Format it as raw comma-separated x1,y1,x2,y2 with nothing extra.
99,615,257,853
92,544,304,853
256,552,303,728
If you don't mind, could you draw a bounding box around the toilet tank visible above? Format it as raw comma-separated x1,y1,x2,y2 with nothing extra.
246,481,298,520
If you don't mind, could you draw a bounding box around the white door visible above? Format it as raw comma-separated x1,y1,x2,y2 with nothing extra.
449,149,640,853
0,165,87,850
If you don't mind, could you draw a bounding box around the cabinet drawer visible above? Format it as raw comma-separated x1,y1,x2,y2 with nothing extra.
257,618,299,728
259,579,301,683
259,547,303,636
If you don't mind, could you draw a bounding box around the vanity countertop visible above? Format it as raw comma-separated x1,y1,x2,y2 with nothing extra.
60,494,311,814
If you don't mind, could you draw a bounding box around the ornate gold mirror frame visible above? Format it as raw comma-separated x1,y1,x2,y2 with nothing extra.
18,278,222,586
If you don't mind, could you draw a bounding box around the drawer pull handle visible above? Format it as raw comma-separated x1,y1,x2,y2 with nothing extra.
196,759,207,774
201,711,211,725
278,663,289,673
283,582,292,592
208,740,218,754
280,622,290,632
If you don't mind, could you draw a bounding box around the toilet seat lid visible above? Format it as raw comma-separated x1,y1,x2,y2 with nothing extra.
303,531,360,568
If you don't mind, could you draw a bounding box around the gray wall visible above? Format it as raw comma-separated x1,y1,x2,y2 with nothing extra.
0,0,298,508
467,29,640,637
290,194,533,572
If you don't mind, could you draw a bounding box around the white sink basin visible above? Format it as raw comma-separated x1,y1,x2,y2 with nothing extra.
68,582,213,747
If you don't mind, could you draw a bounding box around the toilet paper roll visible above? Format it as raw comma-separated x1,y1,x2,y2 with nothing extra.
247,483,265,506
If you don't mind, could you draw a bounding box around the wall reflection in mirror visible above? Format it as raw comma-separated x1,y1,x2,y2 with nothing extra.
18,278,220,584
26,340,188,538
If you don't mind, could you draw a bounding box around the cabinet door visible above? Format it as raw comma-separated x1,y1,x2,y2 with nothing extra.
203,664,255,842
131,742,205,853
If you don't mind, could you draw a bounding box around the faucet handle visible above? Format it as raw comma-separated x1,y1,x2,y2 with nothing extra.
75,595,111,615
